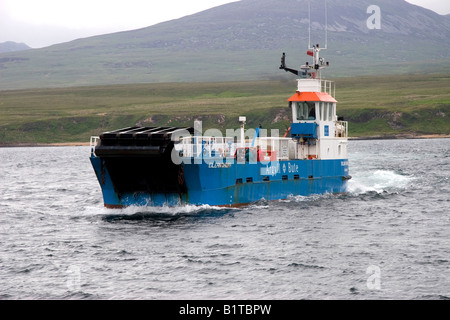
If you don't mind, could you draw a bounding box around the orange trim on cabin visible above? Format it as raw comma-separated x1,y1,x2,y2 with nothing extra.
287,92,337,103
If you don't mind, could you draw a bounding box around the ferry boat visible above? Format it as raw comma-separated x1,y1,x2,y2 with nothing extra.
89,44,350,208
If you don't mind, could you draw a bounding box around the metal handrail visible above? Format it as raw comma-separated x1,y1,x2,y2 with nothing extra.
321,80,335,97
335,121,348,138
90,136,99,156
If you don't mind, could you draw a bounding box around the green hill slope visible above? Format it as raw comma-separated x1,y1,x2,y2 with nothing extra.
1,74,449,145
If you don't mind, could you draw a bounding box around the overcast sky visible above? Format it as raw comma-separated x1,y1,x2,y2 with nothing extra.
1,0,449,48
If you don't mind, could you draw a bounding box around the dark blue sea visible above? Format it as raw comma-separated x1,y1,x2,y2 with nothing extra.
1,139,449,300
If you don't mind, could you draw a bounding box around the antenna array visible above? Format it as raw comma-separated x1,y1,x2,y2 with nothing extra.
308,0,328,50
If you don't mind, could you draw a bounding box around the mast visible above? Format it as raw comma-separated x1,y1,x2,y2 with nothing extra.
280,0,329,80
307,0,328,80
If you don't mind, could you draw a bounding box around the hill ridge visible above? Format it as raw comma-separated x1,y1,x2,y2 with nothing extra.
0,0,449,90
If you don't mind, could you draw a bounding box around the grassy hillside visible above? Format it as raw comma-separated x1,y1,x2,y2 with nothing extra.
335,74,450,137
0,74,449,145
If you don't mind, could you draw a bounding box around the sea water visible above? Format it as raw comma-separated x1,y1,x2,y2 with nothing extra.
0,139,449,299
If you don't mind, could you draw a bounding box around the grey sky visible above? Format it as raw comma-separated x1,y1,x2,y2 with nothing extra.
0,0,448,48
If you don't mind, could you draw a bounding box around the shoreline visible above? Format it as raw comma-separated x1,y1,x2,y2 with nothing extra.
0,142,91,148
348,134,450,141
1,134,449,148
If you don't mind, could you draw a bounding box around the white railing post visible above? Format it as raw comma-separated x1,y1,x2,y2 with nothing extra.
90,136,99,156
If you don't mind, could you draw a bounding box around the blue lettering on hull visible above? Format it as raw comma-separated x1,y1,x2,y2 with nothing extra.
91,155,349,208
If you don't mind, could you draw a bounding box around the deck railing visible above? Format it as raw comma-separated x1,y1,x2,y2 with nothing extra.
179,136,236,159
297,79,335,97
335,121,348,138
90,136,99,156
321,80,335,97
178,136,293,161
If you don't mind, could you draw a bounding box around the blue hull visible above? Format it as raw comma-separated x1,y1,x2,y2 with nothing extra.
90,156,350,208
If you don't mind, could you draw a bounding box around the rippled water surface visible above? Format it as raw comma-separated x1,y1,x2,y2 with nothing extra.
0,139,449,299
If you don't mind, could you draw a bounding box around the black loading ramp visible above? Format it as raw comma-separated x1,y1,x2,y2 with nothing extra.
94,126,194,195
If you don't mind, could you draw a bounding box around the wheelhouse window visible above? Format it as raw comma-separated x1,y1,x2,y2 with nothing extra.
318,102,336,121
294,102,316,121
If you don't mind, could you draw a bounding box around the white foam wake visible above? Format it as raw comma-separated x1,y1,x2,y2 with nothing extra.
117,204,230,215
348,169,413,194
